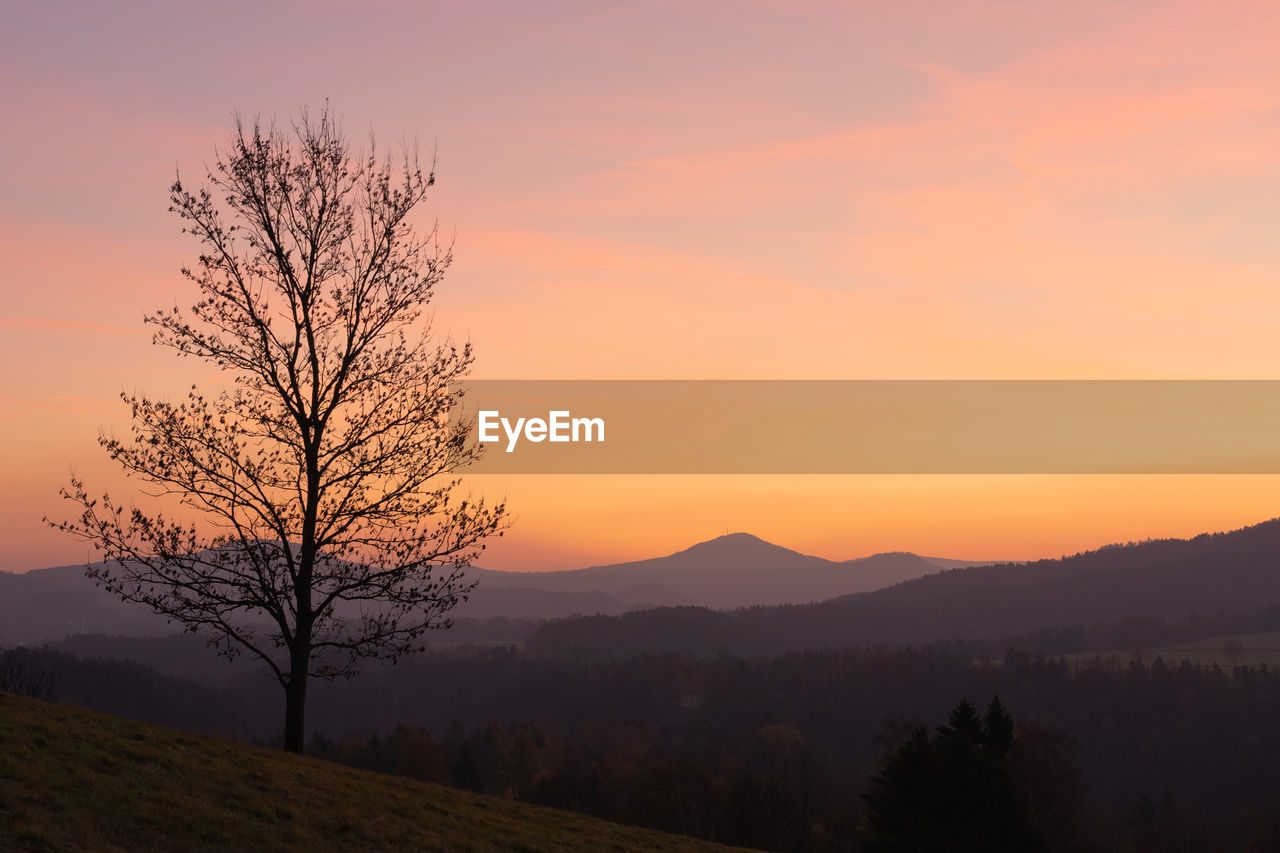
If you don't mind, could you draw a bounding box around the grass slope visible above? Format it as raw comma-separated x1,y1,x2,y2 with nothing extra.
1062,631,1280,669
0,692,747,852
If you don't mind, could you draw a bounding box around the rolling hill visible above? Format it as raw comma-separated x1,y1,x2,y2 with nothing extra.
0,691,748,852
527,518,1280,658
0,534,974,644
476,532,965,610
0,562,174,646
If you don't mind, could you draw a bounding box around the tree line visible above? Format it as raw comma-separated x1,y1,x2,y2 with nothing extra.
11,640,1280,848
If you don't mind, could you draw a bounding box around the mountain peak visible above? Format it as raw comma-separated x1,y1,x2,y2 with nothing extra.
676,532,796,557
694,531,770,546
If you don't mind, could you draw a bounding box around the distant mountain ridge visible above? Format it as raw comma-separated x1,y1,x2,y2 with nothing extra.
526,517,1280,659
0,533,985,644
475,532,962,610
0,561,174,646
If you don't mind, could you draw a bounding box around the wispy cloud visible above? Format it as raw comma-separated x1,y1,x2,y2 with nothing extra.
0,317,147,337
0,396,110,415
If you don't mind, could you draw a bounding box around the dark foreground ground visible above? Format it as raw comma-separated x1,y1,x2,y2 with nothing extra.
0,691,750,852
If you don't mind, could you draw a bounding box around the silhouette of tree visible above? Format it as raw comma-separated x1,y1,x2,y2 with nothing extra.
983,695,1015,757
1007,725,1086,851
861,696,1042,852
499,728,541,798
391,724,449,784
860,726,940,850
50,104,505,752
1223,638,1245,666
0,646,62,700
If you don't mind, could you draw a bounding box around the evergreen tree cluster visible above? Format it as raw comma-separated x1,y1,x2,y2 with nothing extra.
861,697,1042,851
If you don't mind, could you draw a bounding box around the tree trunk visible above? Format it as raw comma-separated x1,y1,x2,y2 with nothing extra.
283,646,309,753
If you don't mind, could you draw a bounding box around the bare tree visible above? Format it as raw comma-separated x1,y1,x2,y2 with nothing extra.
1223,638,1245,667
0,647,63,701
50,105,506,752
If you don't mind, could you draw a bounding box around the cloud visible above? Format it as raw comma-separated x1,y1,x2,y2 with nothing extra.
0,396,111,415
0,317,147,337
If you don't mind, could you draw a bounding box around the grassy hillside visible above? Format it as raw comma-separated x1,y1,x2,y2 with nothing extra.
0,692,748,852
1062,631,1280,669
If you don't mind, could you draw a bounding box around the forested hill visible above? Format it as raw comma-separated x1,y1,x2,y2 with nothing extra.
0,533,977,644
527,518,1280,658
859,517,1280,605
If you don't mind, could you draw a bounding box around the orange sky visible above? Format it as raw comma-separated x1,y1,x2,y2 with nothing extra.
4,1,1280,571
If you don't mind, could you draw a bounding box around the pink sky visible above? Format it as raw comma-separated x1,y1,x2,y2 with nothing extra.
4,1,1280,571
